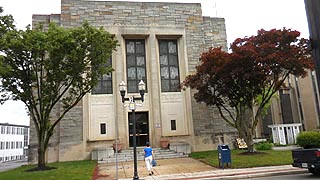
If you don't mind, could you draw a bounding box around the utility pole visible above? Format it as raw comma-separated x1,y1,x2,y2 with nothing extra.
305,0,320,125
304,0,320,91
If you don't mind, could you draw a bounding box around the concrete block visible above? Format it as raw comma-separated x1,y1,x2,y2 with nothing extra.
91,147,114,160
169,142,191,155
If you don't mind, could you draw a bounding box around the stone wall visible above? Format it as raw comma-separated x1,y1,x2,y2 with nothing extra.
30,0,232,162
59,0,233,151
190,90,238,151
32,14,61,30
58,0,226,67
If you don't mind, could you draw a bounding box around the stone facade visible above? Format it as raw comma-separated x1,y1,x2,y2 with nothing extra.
29,0,235,163
29,0,320,163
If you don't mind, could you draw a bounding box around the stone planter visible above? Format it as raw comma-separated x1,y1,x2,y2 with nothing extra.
160,139,169,149
113,142,122,153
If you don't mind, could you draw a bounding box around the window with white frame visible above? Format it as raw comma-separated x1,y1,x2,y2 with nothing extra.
0,126,4,134
6,126,11,134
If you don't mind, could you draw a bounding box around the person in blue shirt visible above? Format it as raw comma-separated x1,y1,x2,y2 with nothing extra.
144,142,154,175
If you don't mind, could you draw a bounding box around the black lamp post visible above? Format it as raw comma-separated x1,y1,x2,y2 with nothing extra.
119,80,145,180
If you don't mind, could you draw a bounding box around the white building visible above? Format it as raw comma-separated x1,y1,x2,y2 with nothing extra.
0,123,29,162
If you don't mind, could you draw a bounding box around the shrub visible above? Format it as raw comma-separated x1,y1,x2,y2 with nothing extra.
296,131,320,148
255,142,273,150
273,143,288,147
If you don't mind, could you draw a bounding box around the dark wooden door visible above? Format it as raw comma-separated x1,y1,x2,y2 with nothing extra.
128,112,149,147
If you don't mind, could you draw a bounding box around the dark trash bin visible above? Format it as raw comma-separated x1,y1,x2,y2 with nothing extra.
217,144,231,169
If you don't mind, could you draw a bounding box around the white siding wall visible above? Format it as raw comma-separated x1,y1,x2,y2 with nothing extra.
0,124,27,162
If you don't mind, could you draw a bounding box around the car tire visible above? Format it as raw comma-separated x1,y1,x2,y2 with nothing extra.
308,168,320,176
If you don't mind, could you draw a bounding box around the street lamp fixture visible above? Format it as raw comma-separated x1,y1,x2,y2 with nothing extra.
119,80,145,180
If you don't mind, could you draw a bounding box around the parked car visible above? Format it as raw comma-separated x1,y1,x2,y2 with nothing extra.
292,148,320,175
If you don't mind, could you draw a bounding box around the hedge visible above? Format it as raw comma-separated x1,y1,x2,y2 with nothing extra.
254,142,273,150
296,131,320,148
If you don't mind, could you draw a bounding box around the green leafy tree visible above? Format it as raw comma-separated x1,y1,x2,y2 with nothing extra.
0,7,15,74
182,28,313,152
0,9,118,169
0,7,14,37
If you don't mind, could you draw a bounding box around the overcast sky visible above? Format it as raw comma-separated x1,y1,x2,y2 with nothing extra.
0,0,310,125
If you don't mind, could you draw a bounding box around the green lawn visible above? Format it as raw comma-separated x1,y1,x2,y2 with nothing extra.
190,149,293,168
0,160,96,180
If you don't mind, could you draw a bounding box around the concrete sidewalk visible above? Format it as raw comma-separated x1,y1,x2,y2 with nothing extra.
94,157,308,180
0,159,28,172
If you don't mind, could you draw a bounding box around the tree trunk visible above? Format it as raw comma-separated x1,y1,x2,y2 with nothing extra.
37,129,47,169
38,143,46,169
237,104,255,152
237,126,255,152
243,130,255,152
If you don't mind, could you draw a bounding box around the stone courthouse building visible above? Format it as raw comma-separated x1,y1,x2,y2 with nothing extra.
30,0,320,163
30,0,236,163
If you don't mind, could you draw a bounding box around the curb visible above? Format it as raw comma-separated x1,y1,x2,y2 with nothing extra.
119,168,308,180
207,169,307,180
168,168,308,180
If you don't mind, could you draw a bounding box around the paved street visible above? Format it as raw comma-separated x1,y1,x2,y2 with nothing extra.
251,173,319,180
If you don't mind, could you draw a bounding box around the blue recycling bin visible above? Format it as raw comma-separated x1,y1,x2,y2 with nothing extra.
217,144,231,169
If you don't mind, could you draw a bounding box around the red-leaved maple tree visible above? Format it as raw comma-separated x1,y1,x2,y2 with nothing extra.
182,28,313,152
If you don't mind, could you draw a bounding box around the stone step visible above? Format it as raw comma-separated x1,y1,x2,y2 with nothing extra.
93,143,191,162
106,151,184,158
119,148,172,153
99,148,187,163
109,149,176,155
99,154,188,163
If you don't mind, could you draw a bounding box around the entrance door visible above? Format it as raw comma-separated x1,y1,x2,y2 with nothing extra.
128,112,149,147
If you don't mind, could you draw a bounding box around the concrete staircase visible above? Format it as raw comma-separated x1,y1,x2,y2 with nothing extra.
98,147,188,163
